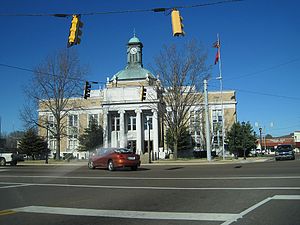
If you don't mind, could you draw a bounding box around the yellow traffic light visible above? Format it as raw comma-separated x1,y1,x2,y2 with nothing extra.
68,14,83,48
171,9,184,37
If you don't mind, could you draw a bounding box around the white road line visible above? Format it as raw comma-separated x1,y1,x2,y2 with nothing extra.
12,206,238,221
221,195,300,225
0,184,32,189
272,195,300,200
0,181,299,190
1,175,300,180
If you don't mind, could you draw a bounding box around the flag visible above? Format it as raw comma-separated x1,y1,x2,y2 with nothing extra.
213,38,220,64
213,39,220,48
214,51,219,65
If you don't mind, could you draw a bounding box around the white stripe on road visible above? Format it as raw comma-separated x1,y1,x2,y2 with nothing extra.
1,175,300,180
272,195,300,200
0,181,300,190
7,195,300,223
221,195,300,225
0,183,32,189
13,206,238,221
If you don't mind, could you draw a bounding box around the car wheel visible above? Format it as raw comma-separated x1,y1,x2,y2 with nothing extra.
0,158,6,166
88,161,95,169
131,166,138,171
275,158,279,161
108,160,115,171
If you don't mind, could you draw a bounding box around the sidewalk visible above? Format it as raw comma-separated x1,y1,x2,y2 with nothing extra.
147,157,271,165
18,157,271,166
18,159,88,166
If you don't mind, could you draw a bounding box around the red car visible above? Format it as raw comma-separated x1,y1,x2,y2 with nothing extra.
88,148,141,171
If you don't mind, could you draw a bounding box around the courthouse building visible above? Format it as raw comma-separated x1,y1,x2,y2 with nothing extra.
38,35,237,159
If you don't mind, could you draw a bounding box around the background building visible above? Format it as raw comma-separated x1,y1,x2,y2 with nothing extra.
38,35,237,159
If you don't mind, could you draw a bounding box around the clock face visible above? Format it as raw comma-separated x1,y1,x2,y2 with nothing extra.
130,47,137,54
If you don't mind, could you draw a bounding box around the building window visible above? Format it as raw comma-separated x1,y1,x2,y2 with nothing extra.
212,109,223,148
212,109,222,124
128,116,136,131
144,116,152,130
111,116,120,131
68,139,78,150
68,114,79,150
49,139,57,151
47,115,57,149
88,114,98,127
69,115,78,127
190,110,201,132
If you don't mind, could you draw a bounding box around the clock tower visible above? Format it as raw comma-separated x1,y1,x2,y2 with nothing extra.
127,34,143,68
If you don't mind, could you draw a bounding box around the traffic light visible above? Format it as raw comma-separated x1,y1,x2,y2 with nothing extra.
68,14,83,48
140,86,147,101
171,9,184,37
84,81,91,99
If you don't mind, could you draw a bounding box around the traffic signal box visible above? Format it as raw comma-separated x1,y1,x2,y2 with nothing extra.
84,81,91,99
68,14,83,48
171,9,184,37
141,86,147,101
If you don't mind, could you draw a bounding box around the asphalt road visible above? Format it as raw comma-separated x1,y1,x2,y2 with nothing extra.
0,159,300,225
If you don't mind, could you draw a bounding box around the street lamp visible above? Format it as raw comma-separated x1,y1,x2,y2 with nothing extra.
259,127,263,155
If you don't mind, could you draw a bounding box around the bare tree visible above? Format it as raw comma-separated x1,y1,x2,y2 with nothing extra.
21,49,87,160
153,41,210,159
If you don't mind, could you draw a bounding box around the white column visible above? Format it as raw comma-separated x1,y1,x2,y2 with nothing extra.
103,111,109,148
152,109,159,159
119,110,126,148
135,109,142,155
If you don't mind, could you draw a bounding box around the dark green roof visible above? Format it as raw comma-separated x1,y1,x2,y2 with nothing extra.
113,66,155,81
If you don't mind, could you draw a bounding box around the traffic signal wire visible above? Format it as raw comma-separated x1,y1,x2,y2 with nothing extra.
0,0,243,17
208,83,300,101
0,63,104,84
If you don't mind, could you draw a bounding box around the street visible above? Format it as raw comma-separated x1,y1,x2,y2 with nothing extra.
0,159,300,225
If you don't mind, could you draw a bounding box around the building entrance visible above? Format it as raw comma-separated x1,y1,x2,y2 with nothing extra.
127,140,136,153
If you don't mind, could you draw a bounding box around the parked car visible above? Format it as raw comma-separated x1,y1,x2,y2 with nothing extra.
0,149,24,166
88,148,141,171
275,144,295,161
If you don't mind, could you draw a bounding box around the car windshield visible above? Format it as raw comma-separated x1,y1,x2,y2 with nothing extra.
276,145,292,152
114,148,133,154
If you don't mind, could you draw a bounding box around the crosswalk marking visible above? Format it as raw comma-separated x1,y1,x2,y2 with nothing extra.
4,195,300,223
13,206,238,221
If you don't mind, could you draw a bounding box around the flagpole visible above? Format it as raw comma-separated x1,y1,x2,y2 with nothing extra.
216,33,225,160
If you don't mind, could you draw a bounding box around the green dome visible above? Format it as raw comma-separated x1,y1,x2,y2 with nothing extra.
128,36,140,44
113,66,155,81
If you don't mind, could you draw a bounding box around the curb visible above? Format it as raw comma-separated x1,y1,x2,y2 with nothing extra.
143,158,271,166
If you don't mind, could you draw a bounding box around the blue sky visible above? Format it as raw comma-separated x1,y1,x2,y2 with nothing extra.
0,0,299,137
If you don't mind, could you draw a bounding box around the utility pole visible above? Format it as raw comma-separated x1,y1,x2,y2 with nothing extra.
45,124,49,164
204,79,212,161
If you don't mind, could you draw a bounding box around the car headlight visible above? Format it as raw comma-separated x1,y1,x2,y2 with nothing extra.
289,151,293,154
275,152,279,156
